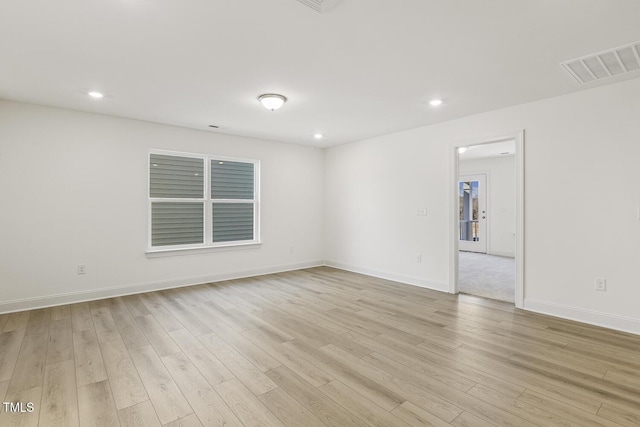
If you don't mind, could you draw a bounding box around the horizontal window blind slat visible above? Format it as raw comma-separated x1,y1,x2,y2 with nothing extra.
153,235,203,240
149,193,201,200
212,203,254,243
210,173,254,180
151,160,202,167
151,176,205,183
151,207,204,213
150,154,204,198
152,202,204,246
152,224,203,229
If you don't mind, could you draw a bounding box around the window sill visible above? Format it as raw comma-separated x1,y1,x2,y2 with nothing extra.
146,241,262,258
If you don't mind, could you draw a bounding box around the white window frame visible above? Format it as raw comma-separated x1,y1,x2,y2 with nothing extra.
147,150,261,253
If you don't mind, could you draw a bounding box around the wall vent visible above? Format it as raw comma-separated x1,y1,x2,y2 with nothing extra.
297,0,343,13
562,41,640,84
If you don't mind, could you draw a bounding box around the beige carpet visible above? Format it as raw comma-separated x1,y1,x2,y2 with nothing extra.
459,251,515,303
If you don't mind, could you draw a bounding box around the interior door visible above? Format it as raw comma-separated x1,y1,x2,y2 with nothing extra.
459,174,487,253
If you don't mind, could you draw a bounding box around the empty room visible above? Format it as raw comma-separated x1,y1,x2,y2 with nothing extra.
1,1,640,426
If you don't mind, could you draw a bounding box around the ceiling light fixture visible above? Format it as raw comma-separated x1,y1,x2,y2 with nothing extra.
258,93,287,111
429,99,443,106
314,133,323,139
88,91,104,99
458,147,467,154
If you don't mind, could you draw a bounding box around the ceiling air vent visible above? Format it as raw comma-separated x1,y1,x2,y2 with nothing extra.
562,41,640,84
297,0,343,13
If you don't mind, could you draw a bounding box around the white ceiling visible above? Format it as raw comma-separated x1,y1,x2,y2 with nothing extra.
1,0,640,147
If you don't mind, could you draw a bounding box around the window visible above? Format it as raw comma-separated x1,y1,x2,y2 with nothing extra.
148,151,259,251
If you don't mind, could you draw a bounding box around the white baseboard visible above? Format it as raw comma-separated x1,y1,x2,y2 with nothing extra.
7,261,637,337
324,260,449,292
0,260,324,314
524,298,640,336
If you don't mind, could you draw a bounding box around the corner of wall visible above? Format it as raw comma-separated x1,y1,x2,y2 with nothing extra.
325,260,449,293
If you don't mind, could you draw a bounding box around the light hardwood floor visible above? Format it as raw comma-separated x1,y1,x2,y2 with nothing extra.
1,267,639,426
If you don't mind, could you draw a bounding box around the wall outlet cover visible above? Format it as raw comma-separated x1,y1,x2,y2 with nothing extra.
595,278,607,291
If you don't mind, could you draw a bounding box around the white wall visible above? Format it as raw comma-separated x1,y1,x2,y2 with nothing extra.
0,100,325,311
325,77,640,334
3,77,640,335
459,155,516,257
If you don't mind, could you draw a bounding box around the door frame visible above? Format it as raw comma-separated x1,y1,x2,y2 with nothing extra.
448,130,525,308
458,173,488,253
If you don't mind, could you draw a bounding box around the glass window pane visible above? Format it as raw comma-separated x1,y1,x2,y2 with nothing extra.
211,160,254,199
212,203,254,243
152,202,204,246
459,180,480,242
150,154,204,198
471,181,479,221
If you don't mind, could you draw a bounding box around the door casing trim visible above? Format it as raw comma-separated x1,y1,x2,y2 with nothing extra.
448,130,524,308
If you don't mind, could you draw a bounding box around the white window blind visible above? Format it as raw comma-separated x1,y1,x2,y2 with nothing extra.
149,152,259,250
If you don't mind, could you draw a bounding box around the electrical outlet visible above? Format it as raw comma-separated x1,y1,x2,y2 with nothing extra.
416,254,422,263
289,246,294,253
77,264,86,275
595,278,606,291
417,208,427,216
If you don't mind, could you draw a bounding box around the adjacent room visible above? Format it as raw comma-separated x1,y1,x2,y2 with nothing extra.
1,1,640,426
458,140,517,303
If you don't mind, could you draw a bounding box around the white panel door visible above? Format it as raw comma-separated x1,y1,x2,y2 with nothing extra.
459,174,487,253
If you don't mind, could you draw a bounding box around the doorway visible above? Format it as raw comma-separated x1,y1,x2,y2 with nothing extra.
449,131,524,308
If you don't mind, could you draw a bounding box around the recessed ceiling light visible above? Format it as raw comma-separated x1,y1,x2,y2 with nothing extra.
314,133,323,139
429,99,443,106
258,93,287,111
88,91,104,99
458,147,467,154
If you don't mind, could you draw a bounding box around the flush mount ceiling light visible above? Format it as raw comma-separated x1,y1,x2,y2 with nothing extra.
258,94,287,111
314,133,323,139
88,91,104,99
458,147,468,154
429,99,443,106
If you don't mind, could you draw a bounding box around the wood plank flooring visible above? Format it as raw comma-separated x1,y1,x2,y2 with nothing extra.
1,266,640,426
